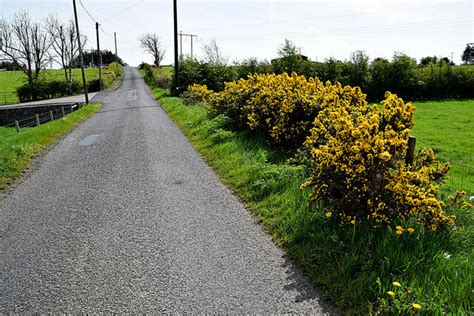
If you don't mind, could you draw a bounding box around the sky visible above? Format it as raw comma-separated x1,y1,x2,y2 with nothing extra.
1,0,473,66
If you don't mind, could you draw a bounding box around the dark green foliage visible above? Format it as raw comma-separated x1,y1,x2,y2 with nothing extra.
173,57,238,93
166,38,474,101
272,39,304,74
235,58,273,79
461,44,474,64
16,80,80,102
71,49,123,68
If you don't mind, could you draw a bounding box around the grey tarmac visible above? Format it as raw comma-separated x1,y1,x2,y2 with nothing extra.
0,67,333,314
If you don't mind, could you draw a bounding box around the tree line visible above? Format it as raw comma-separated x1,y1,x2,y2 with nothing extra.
0,11,121,95
173,39,474,101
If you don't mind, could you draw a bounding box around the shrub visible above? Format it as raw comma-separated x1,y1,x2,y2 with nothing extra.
152,68,171,90
17,80,74,102
87,79,102,92
189,74,458,230
190,73,367,148
300,92,455,229
174,57,238,93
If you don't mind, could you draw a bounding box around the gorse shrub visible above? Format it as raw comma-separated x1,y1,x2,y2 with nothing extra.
190,73,367,148
300,92,455,229
188,75,457,230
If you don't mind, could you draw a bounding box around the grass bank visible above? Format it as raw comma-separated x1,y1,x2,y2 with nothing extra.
0,103,101,190
142,72,472,313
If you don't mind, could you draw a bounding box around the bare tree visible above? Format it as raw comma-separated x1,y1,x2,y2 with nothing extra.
0,11,50,86
202,39,227,66
138,33,165,67
45,15,87,94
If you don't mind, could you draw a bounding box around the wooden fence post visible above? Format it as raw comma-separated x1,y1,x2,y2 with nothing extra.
405,136,416,165
49,110,54,122
61,106,65,117
35,114,40,126
15,121,20,134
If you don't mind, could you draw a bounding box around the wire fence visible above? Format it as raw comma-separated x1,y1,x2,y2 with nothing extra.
415,139,474,195
0,103,82,140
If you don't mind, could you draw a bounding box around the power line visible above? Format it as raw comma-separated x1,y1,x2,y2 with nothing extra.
79,0,97,23
191,2,464,32
206,18,472,42
102,0,146,22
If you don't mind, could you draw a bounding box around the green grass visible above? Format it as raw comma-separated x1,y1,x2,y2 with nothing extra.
141,72,472,313
0,103,101,190
0,65,122,104
412,100,474,195
160,65,173,77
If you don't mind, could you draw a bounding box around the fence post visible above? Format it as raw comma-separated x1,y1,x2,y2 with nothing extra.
69,105,73,113
405,136,416,165
15,121,20,134
49,110,54,122
61,106,65,117
35,114,40,126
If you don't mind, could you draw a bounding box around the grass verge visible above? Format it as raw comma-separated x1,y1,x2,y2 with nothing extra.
0,103,101,190
142,74,472,313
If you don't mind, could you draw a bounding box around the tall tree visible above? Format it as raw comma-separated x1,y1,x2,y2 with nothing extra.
45,15,87,94
0,11,50,86
461,44,474,64
273,39,303,74
202,39,227,66
138,33,165,67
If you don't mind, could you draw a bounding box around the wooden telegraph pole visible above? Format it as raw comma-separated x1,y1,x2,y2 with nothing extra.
173,0,179,95
96,22,103,91
114,32,118,63
72,0,89,104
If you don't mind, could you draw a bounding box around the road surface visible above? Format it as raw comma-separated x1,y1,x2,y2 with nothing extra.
0,67,332,314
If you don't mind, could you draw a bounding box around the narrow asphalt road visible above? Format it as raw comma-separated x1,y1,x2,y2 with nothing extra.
0,67,332,313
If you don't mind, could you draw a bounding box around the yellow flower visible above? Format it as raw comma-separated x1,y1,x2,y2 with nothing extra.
387,291,396,297
392,281,401,287
351,219,356,225
396,230,403,235
395,225,403,231
380,151,391,161
325,211,332,218
407,227,415,233
412,303,421,309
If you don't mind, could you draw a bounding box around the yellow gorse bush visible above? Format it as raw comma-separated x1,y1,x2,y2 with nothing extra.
188,73,367,147
187,73,456,229
301,92,454,229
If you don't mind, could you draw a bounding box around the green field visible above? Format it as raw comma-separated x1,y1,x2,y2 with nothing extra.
412,100,474,195
0,68,101,104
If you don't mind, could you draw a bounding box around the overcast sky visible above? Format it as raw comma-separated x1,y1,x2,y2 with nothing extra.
2,0,473,66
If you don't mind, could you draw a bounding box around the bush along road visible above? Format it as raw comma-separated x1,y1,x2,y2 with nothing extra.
0,67,333,314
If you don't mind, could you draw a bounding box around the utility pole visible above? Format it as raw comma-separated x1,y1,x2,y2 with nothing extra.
96,22,102,91
72,0,89,104
179,32,197,60
173,0,179,95
179,30,183,58
114,32,118,64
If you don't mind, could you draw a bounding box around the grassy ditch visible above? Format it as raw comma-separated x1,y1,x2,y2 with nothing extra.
0,103,101,190
142,75,472,313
